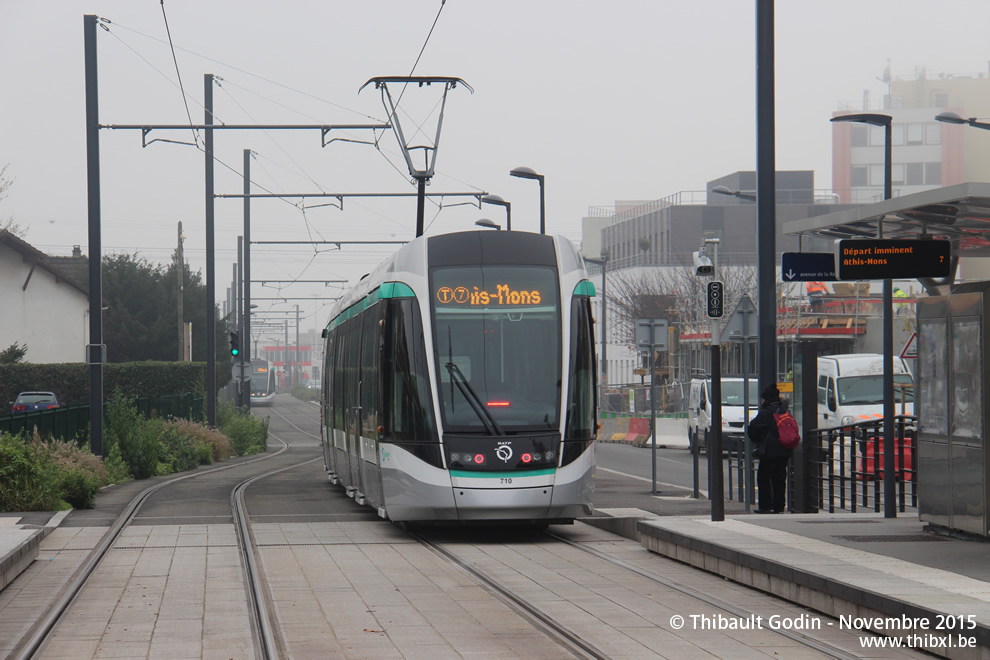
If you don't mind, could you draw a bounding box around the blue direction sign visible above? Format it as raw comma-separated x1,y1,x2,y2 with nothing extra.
781,252,837,282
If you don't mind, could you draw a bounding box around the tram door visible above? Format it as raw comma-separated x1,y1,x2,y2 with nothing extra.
359,304,385,509
343,317,363,494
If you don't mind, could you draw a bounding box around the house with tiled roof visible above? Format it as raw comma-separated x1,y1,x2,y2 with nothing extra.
0,230,90,363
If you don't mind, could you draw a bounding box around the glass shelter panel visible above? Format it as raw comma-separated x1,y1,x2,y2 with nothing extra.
951,318,982,445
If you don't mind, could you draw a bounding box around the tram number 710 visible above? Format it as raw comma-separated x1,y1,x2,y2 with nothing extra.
500,478,513,484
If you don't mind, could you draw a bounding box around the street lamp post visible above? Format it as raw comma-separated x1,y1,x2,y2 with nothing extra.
510,166,545,234
711,185,757,202
831,112,895,518
481,194,511,231
474,219,501,231
935,111,990,131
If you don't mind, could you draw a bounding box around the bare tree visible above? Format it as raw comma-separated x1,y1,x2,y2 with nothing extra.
0,164,25,237
607,259,759,344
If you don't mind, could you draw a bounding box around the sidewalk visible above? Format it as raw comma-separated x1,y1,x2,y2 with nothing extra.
0,511,68,591
584,469,990,660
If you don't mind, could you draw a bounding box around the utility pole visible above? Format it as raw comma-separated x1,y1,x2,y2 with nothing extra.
84,15,104,457
243,150,252,410
205,73,217,426
177,221,184,361
284,320,289,389
295,304,300,388
236,236,244,407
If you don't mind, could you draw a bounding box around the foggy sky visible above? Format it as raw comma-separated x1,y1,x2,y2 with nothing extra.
3,0,989,337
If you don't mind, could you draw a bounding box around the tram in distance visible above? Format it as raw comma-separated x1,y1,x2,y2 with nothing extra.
250,360,277,406
319,230,598,525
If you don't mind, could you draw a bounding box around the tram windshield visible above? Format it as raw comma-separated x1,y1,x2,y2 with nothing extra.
431,265,561,433
251,365,274,395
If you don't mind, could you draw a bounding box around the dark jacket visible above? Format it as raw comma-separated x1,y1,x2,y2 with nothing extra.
747,399,793,458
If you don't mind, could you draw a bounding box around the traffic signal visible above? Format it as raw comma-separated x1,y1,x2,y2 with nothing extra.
229,331,240,357
706,281,724,318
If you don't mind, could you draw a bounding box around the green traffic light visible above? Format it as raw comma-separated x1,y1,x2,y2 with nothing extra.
231,348,239,356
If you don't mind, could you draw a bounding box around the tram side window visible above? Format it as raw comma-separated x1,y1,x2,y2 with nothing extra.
387,300,438,444
330,331,337,420
565,297,596,441
342,317,362,437
361,303,382,441
333,326,346,433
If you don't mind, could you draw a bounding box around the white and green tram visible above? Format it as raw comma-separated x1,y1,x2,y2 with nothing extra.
320,230,597,525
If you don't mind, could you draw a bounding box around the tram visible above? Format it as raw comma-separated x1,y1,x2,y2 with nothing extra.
320,230,597,524
250,360,277,406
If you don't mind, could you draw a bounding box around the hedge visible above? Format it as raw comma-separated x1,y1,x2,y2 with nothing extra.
0,362,230,415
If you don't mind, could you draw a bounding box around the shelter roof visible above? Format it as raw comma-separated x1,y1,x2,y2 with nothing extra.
782,182,990,257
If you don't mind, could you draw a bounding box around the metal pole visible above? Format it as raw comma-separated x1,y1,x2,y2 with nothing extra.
84,14,104,456
756,0,777,396
237,236,244,408
709,240,724,521
177,221,184,361
742,310,752,512
205,74,216,426
601,258,608,411
882,121,895,518
284,321,289,389
243,150,252,410
651,337,658,494
295,304,300,389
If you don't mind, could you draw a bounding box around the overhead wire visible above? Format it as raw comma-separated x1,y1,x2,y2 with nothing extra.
158,1,200,148
107,19,385,123
97,6,478,304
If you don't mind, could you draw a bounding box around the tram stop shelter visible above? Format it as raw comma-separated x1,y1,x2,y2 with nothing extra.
784,181,990,537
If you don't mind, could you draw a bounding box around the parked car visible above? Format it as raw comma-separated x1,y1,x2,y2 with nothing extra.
10,391,60,414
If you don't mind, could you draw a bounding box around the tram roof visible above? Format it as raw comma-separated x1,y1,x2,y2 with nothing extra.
782,182,990,258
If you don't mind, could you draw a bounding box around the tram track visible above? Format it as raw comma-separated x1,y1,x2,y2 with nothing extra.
543,529,864,660
12,396,903,658
271,395,906,659
9,402,317,660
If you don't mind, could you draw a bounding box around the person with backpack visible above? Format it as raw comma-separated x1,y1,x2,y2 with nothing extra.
747,383,799,513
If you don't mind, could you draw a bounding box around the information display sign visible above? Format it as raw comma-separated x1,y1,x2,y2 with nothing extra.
837,239,951,280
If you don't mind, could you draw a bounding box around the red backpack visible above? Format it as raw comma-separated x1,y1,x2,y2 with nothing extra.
773,410,801,450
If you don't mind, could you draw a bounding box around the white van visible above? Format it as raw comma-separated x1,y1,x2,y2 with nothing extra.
687,377,760,454
817,353,914,429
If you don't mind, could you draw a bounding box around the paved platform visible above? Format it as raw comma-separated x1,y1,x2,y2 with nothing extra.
0,512,67,592
3,469,989,657
580,505,990,660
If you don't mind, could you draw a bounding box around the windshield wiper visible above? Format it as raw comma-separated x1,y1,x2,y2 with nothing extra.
445,361,505,436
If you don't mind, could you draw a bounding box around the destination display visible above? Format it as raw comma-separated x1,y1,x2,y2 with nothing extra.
837,239,951,280
435,284,543,306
